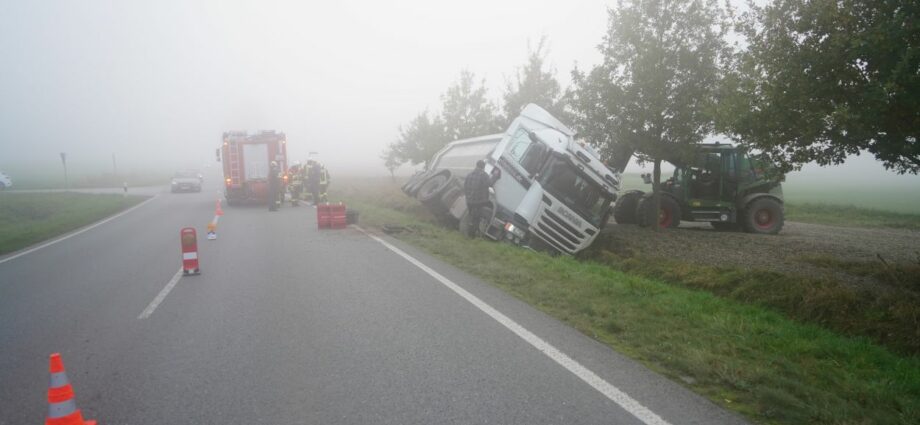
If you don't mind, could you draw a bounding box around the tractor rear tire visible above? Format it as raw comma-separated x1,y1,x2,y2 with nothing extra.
613,191,642,224
636,195,680,229
743,198,784,234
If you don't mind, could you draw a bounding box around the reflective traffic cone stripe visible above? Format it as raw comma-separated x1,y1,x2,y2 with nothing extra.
46,353,96,425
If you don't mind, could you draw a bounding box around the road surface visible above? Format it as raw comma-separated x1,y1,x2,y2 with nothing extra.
0,187,747,424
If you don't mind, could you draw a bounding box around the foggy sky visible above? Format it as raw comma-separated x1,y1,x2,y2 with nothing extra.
1,0,918,187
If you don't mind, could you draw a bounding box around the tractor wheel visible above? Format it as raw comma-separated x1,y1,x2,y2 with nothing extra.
743,198,784,234
416,172,453,203
613,191,642,224
636,195,680,228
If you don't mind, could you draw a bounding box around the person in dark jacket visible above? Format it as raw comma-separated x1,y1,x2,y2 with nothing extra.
463,160,500,237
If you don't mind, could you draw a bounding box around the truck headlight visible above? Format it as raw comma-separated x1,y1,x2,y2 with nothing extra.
504,222,525,239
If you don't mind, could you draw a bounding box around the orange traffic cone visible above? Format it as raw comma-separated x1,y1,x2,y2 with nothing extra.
215,199,224,216
46,353,96,425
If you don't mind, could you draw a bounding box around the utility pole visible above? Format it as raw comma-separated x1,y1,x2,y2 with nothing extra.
60,152,68,190
112,153,117,176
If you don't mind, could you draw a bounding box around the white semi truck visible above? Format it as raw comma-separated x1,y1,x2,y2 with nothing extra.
402,104,620,255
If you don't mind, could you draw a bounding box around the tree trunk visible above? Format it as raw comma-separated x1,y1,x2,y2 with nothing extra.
652,158,662,232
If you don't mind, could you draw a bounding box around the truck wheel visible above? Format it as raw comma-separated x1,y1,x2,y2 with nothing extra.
743,198,784,234
402,172,428,196
416,172,452,203
613,191,642,224
636,195,680,228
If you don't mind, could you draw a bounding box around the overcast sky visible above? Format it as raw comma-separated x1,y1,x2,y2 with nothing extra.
1,0,918,187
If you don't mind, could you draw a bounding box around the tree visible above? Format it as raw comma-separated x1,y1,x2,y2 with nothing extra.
721,0,920,174
570,0,729,229
441,70,504,141
383,71,502,169
382,111,449,167
504,37,567,120
381,147,401,180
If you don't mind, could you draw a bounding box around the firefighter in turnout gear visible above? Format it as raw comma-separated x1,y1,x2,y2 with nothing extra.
288,162,305,206
305,160,330,205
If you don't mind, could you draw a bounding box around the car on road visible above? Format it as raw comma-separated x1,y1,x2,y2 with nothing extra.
0,171,12,190
171,170,202,193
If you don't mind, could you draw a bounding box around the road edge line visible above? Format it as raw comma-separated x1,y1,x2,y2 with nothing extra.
354,226,671,425
138,268,183,320
0,195,158,265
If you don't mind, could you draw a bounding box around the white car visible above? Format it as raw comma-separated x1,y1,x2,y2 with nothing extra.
0,171,11,190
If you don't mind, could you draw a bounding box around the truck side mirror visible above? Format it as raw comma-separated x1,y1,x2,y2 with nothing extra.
215,148,221,162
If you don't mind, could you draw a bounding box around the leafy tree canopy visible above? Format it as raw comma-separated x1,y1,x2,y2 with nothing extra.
722,0,920,174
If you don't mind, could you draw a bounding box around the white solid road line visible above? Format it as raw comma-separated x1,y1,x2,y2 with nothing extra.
138,268,183,320
356,226,672,425
0,195,158,266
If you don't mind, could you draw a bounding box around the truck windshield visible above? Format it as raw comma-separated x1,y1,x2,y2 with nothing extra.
539,156,612,227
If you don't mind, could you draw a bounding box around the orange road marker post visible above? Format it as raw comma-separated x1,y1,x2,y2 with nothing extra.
180,227,200,275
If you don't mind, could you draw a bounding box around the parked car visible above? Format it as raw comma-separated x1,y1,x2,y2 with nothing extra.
171,170,202,193
0,171,12,190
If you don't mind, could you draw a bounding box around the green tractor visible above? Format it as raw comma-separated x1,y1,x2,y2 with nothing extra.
613,144,785,234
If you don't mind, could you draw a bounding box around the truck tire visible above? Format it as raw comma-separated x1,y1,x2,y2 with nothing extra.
458,203,494,238
416,172,452,203
401,172,428,196
613,191,643,224
742,198,784,234
636,195,680,228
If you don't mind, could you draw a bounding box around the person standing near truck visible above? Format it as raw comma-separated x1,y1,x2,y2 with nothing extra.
463,160,500,237
268,161,281,212
307,160,323,206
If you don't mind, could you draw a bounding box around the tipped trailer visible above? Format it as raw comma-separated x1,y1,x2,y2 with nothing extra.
217,130,288,205
403,104,621,255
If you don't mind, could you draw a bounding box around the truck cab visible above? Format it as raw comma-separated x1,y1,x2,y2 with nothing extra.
404,104,620,255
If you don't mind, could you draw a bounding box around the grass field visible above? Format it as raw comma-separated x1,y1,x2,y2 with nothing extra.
333,178,920,425
0,192,146,255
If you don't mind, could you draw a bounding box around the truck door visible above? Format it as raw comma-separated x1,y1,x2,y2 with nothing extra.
493,128,547,213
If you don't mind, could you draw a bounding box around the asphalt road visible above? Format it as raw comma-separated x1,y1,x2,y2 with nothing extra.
0,186,747,424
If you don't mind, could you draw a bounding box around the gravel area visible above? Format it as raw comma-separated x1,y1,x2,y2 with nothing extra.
596,221,920,287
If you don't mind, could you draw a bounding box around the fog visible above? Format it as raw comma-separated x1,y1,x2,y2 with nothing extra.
1,0,918,189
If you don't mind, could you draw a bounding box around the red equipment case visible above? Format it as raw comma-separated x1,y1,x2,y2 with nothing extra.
317,203,347,229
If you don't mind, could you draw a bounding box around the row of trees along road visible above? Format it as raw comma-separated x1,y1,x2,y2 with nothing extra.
384,0,919,230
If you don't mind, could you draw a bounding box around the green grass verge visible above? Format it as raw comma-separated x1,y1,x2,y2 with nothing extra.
335,185,920,425
783,203,920,230
581,245,920,357
0,192,146,255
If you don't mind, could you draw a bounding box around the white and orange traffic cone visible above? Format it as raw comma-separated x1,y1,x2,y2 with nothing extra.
46,353,96,425
215,199,224,217
207,221,217,240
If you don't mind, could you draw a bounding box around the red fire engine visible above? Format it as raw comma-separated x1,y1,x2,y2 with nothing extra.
217,130,288,205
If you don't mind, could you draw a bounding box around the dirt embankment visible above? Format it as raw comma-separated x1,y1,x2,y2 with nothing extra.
595,221,920,289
